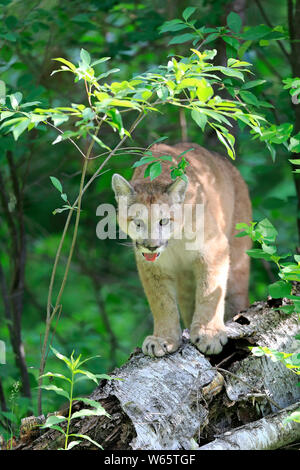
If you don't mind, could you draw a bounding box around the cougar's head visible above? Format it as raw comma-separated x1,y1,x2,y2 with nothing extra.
112,174,188,262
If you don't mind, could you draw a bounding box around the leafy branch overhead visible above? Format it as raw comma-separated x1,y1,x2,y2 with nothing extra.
0,9,296,178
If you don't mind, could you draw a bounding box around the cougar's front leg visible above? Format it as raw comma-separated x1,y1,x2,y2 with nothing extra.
137,262,181,357
191,239,229,355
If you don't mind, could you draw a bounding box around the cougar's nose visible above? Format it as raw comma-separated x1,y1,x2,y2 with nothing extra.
136,240,161,251
147,245,160,252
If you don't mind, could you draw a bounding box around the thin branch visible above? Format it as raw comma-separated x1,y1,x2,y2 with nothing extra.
254,0,290,61
45,121,86,158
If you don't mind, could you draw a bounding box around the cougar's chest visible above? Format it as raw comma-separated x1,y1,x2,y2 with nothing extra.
156,238,197,275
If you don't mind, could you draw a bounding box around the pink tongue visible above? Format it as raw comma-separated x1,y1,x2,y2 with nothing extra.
143,253,158,262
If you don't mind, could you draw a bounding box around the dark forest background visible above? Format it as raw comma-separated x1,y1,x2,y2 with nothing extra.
0,0,298,432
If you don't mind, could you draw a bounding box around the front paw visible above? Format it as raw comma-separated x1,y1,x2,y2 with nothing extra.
142,335,181,357
190,325,227,355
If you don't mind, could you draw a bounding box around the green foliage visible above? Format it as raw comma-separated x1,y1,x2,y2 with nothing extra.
251,346,300,424
0,43,275,163
238,217,300,425
132,144,192,182
236,218,300,313
0,0,299,441
40,347,113,450
50,176,71,214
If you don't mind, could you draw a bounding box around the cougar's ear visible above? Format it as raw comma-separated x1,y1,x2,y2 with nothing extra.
112,174,135,200
166,176,188,203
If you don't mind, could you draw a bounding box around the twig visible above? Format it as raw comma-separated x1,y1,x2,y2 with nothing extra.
254,0,290,61
215,366,283,410
45,121,86,158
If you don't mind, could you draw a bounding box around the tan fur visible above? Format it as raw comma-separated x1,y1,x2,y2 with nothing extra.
112,143,252,356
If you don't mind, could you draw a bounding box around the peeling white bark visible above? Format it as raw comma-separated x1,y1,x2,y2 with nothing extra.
198,402,300,450
91,303,300,450
93,340,217,450
21,301,300,450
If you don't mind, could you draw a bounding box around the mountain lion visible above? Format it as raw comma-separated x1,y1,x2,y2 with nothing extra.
112,143,251,356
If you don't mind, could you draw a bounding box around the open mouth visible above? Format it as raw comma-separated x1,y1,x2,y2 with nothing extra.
142,252,161,262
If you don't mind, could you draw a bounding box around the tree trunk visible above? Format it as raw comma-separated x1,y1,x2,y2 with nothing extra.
18,299,300,450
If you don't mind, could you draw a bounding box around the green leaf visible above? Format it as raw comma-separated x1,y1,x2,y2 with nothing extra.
69,434,103,449
0,411,18,423
283,411,300,424
40,372,71,383
241,25,271,41
182,7,196,21
238,40,252,58
268,280,292,299
67,440,81,450
71,407,109,419
97,68,120,81
275,305,295,314
74,369,99,384
246,249,272,260
50,176,63,194
256,218,278,243
39,385,70,400
41,415,67,428
149,162,162,181
74,397,110,412
157,85,168,100
91,57,111,66
108,108,124,137
177,148,194,158
227,12,242,33
80,49,91,66
204,32,220,45
158,155,173,162
1,111,14,120
149,136,168,147
261,243,276,255
0,80,6,105
159,21,188,33
235,230,247,238
222,36,240,50
50,346,72,368
12,118,30,140
51,114,69,126
241,79,266,90
251,346,266,357
132,157,155,168
196,78,214,102
191,109,207,131
91,134,111,151
10,92,22,109
168,33,196,45
239,90,259,106
53,58,76,71
94,373,120,381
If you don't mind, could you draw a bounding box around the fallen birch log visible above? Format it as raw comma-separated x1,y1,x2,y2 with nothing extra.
198,401,300,450
19,299,300,450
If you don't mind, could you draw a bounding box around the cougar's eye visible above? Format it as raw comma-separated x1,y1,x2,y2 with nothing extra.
134,219,143,229
159,218,169,226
